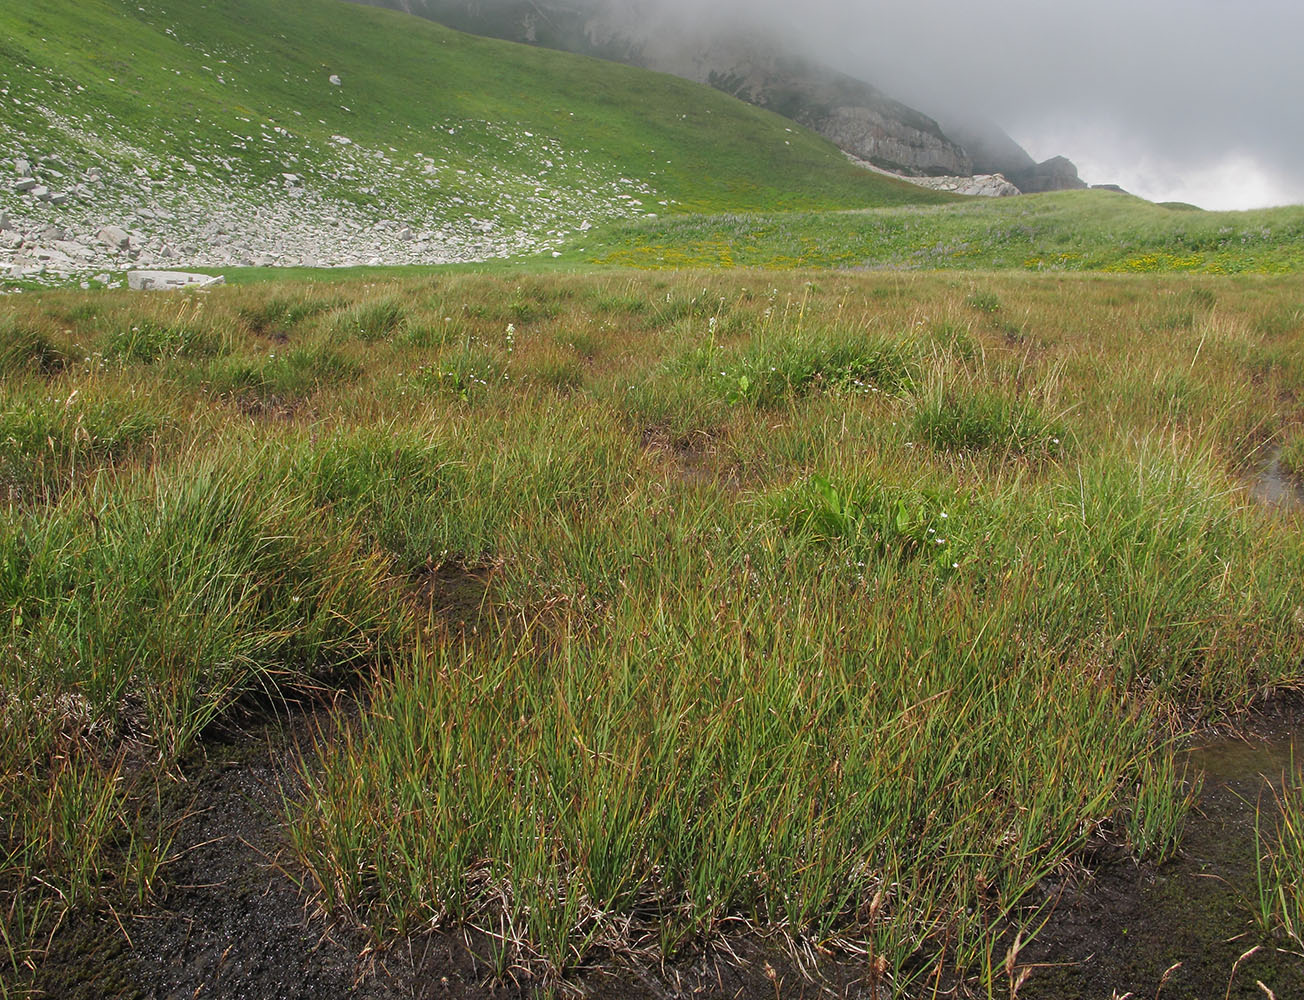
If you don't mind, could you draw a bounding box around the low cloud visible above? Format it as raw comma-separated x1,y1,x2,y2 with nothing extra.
563,0,1304,208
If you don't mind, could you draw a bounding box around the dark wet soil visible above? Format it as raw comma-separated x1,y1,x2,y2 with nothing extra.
413,558,496,632
1019,716,1304,1000
32,706,407,1000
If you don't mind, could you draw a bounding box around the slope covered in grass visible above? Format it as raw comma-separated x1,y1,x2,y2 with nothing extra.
0,0,945,274
571,189,1304,273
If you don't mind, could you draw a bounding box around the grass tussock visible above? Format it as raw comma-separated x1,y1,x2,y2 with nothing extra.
1282,430,1304,479
0,384,174,505
0,319,72,378
329,296,408,343
1256,762,1304,945
203,342,365,408
912,388,1065,457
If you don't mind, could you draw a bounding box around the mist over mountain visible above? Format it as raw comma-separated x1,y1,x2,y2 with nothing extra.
351,0,1088,192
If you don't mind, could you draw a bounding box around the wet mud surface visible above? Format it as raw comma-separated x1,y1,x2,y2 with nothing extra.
1020,716,1304,1000
33,707,406,1000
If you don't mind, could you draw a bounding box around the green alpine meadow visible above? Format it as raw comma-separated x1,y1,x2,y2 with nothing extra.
2,0,1303,998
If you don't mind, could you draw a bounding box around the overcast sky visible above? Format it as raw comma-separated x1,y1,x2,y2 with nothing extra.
643,0,1304,210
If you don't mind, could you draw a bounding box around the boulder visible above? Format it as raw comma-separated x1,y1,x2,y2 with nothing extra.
33,248,75,268
14,159,30,175
13,178,37,193
53,240,92,259
31,186,51,201
127,270,225,291
329,74,342,86
98,225,131,250
0,211,10,230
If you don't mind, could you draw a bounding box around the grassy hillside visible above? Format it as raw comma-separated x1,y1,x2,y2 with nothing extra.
570,190,1304,273
0,0,944,230
2,269,1303,996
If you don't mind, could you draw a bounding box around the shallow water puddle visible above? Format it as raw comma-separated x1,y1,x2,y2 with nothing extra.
1022,726,1304,999
1252,450,1304,510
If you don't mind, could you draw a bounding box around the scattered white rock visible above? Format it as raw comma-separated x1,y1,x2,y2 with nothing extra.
1,115,659,285
127,270,225,291
329,74,342,86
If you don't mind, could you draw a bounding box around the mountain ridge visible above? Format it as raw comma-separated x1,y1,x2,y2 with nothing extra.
350,0,1087,190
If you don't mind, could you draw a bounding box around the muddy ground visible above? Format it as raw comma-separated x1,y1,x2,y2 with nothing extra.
1020,706,1304,1000
15,698,1303,1000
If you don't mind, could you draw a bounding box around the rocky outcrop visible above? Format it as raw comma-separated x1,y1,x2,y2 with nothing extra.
1006,156,1089,194
818,104,970,175
901,173,1020,197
